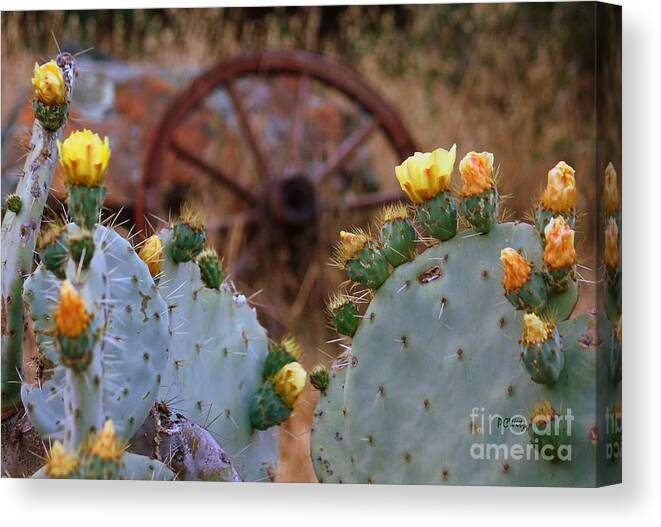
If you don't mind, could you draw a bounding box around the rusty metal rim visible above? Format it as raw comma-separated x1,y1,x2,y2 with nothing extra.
136,48,418,232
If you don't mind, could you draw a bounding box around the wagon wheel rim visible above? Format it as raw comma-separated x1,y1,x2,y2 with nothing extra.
137,48,419,333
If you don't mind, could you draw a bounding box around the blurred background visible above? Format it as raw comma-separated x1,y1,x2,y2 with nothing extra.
1,3,621,481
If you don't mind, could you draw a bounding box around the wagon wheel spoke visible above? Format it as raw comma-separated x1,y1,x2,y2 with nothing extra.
287,75,309,169
226,80,270,181
311,117,378,186
206,209,260,230
170,138,258,205
341,189,404,209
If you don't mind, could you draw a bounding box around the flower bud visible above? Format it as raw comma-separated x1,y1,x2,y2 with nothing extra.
45,441,79,478
604,217,619,268
395,144,456,204
139,235,164,278
541,161,576,213
522,313,552,344
87,420,123,462
459,151,495,196
603,162,620,214
500,248,532,291
55,280,90,338
273,362,307,408
32,60,66,105
543,216,576,269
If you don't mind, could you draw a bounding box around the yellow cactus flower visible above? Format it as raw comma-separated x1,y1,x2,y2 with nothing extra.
604,217,619,268
543,216,576,269
45,441,79,478
603,162,620,214
280,335,303,360
54,280,90,338
335,229,369,265
32,60,66,105
522,313,553,344
500,248,532,291
273,361,307,407
395,144,456,204
459,151,495,196
540,161,576,213
87,420,123,462
139,235,163,277
57,129,111,187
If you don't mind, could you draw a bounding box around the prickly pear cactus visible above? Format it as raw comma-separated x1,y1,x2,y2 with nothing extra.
155,227,279,482
22,225,170,444
312,149,621,486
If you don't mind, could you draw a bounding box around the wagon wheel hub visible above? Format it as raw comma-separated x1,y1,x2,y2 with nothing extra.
267,173,317,226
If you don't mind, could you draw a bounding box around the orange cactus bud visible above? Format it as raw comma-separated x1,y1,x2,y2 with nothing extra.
500,248,532,291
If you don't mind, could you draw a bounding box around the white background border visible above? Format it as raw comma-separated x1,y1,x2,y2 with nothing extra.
1,0,658,524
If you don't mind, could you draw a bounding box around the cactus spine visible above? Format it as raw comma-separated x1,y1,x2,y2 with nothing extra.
1,54,76,411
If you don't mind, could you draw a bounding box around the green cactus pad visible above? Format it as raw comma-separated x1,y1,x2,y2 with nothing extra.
327,298,360,337
460,187,499,234
312,222,621,485
520,328,564,384
505,267,549,314
67,184,105,230
157,228,279,482
310,354,358,483
67,228,95,270
39,230,68,279
380,217,416,266
169,219,206,263
344,241,390,289
22,226,170,443
416,190,457,241
249,380,292,431
528,404,570,462
544,264,575,293
33,99,68,131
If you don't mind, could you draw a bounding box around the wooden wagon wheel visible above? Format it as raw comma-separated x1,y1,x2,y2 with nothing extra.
137,49,418,334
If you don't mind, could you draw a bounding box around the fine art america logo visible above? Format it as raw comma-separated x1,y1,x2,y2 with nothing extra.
469,406,574,462
469,406,622,463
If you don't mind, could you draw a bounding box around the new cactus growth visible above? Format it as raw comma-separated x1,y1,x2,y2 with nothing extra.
5,193,22,214
333,229,390,289
168,203,206,263
312,147,620,486
458,151,498,233
519,313,564,384
197,247,224,289
310,364,330,392
1,54,76,410
326,294,360,337
378,203,416,266
250,339,307,431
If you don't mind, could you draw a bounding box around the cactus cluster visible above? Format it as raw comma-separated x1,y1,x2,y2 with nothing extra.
312,148,621,485
4,56,306,481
